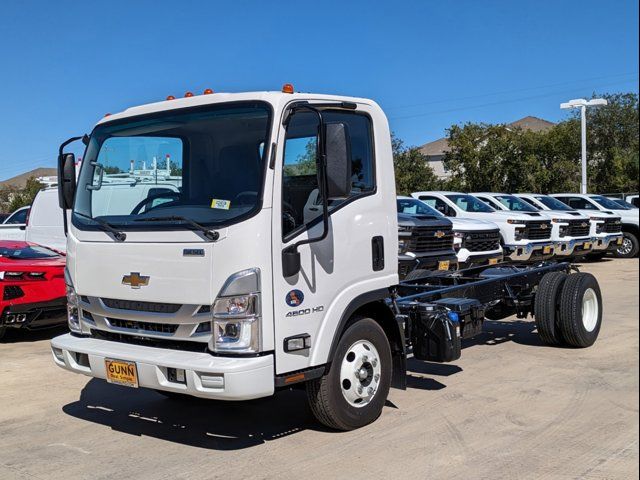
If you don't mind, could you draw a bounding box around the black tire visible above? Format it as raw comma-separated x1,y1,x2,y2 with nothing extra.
534,272,568,346
484,303,516,321
558,273,602,348
403,269,433,282
0,326,6,341
615,231,639,258
306,317,392,431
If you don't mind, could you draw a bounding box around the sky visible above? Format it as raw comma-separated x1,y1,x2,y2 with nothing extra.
0,0,638,181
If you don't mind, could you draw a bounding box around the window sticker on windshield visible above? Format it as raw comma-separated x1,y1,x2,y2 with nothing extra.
211,199,231,210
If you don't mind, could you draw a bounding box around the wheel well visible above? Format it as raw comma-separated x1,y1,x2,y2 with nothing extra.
332,300,407,390
622,224,639,236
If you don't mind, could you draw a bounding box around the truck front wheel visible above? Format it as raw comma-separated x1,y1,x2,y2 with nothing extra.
306,317,392,430
615,231,639,258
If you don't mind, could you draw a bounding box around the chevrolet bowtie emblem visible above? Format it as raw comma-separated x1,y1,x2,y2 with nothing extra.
581,223,589,228
434,230,446,238
540,224,549,229
122,272,150,289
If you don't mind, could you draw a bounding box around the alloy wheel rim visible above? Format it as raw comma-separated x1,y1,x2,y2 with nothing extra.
340,340,382,408
582,288,599,332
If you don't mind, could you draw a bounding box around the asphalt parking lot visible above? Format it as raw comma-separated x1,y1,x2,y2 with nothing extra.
0,258,638,480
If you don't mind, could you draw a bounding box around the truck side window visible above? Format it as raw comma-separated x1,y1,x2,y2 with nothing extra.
282,109,375,238
419,196,453,216
563,197,596,210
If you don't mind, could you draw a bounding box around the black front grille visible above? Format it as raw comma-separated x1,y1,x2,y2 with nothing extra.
102,298,181,314
603,219,622,233
107,318,179,334
407,226,454,253
567,219,591,237
3,286,24,301
91,329,209,352
461,230,501,252
523,221,552,240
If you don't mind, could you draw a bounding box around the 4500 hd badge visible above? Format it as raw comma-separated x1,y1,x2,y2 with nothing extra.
286,305,324,317
285,289,323,317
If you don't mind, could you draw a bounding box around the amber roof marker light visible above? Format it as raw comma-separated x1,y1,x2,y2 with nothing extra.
166,95,176,100
203,88,214,95
184,91,194,98
282,83,294,94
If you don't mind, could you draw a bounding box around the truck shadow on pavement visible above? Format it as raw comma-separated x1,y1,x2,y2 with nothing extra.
464,318,548,348
1,325,67,344
62,379,330,450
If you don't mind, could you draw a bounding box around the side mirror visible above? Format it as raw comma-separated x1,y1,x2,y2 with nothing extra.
324,122,352,199
282,246,301,278
58,152,76,209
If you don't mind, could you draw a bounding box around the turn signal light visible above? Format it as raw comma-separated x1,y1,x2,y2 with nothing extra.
203,88,214,95
166,95,175,100
184,91,194,97
282,83,294,94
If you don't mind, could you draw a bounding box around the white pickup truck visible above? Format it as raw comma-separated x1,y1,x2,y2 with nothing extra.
0,205,30,241
412,191,555,262
474,193,593,259
552,194,633,258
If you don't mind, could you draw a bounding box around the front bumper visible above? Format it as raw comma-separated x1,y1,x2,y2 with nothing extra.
554,238,594,257
592,234,624,251
1,297,67,330
503,241,555,262
51,333,275,401
398,252,459,278
457,250,504,269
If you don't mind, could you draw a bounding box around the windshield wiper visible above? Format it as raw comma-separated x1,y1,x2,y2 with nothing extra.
81,215,126,242
135,216,220,241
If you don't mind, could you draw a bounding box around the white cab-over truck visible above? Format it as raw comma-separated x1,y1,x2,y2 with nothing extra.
551,194,632,258
412,192,555,262
51,89,604,430
474,193,593,258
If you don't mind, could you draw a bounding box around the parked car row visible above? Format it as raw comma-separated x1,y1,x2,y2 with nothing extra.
395,191,638,280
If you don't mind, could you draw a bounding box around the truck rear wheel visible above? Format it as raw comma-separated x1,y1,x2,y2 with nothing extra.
306,317,392,431
534,272,567,346
558,273,602,348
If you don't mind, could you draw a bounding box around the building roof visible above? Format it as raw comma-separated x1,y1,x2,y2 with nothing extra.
0,168,57,189
419,116,555,157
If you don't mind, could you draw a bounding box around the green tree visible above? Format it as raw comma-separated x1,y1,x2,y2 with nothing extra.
392,135,440,195
6,177,44,212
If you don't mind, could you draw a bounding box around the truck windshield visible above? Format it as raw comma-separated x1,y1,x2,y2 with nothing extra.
495,195,538,212
533,195,574,211
73,102,272,230
446,194,495,213
591,195,631,210
397,198,442,217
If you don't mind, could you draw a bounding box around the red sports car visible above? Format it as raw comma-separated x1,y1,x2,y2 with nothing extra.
0,241,67,340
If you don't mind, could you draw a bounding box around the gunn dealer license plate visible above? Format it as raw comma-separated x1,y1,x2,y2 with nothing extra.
543,246,552,255
438,260,450,271
105,359,139,388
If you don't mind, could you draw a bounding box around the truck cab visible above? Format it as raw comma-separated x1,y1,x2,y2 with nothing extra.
551,194,631,257
411,191,555,262
395,197,458,278
475,192,592,258
51,90,402,429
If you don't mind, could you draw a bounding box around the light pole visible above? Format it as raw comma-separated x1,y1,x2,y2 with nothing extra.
560,98,608,194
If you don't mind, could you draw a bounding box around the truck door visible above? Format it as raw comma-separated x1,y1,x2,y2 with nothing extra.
271,107,381,375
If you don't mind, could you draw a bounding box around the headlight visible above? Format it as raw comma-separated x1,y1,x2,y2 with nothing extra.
453,232,464,250
507,219,523,224
398,238,409,254
66,284,81,333
211,269,261,354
